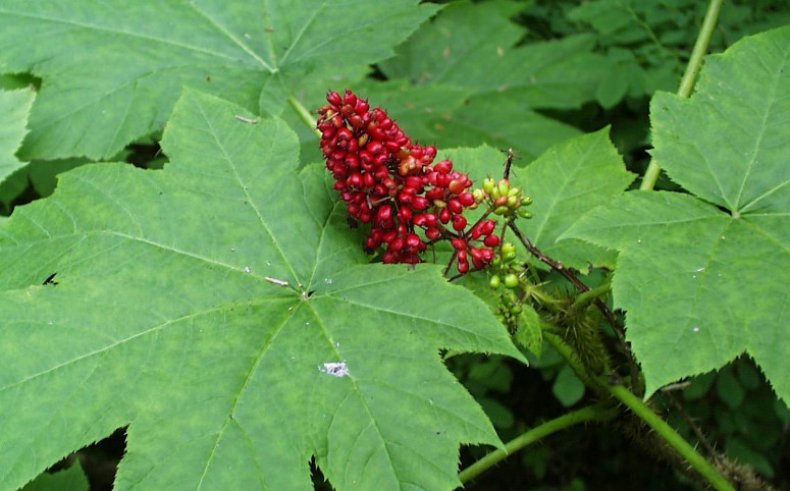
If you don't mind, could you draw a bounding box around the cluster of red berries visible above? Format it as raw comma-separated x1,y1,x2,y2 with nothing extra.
318,90,500,273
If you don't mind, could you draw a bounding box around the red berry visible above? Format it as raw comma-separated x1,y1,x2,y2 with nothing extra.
439,208,452,224
411,196,430,211
458,192,475,207
448,199,463,214
484,234,500,247
435,160,453,174
452,215,467,231
451,238,466,251
327,91,342,106
406,233,421,250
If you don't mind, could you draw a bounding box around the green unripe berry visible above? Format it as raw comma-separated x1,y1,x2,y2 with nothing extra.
489,275,501,289
522,195,533,205
482,178,495,196
502,242,516,255
510,303,523,314
504,273,519,288
504,250,517,260
518,208,533,219
473,188,485,203
507,195,519,208
494,205,509,215
497,179,510,197
508,187,520,197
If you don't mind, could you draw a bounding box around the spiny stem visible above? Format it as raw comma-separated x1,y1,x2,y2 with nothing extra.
459,403,616,484
288,95,321,136
571,281,611,313
507,222,625,341
666,392,723,467
607,384,735,491
640,0,724,191
544,332,601,391
509,220,640,389
544,335,734,491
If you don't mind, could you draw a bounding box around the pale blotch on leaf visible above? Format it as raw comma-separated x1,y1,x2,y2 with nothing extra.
321,362,350,378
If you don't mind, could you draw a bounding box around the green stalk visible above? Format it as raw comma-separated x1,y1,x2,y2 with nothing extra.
607,384,735,491
288,95,321,136
459,403,616,485
570,281,610,314
640,0,724,191
543,334,734,490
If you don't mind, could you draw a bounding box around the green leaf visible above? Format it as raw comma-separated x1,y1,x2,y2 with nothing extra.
0,0,438,160
0,73,36,91
0,88,34,187
513,129,635,270
650,26,790,214
429,91,582,163
564,27,790,401
514,303,543,357
380,0,609,109
552,364,585,407
346,82,581,166
21,465,88,491
717,367,745,409
0,90,520,490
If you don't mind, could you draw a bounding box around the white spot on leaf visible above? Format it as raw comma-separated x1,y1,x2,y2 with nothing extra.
321,362,349,377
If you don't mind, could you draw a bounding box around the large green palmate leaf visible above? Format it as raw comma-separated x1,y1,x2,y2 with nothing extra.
564,26,790,401
380,0,609,109
0,0,439,160
0,88,34,186
0,90,520,490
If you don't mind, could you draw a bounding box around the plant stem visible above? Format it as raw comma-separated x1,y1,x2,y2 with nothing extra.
570,281,610,312
543,334,734,490
640,0,724,191
459,403,616,485
507,222,626,347
288,95,321,136
607,384,735,491
544,332,601,390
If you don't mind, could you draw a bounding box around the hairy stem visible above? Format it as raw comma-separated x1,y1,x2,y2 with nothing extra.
570,281,611,313
544,334,734,491
607,384,735,491
288,95,321,136
640,0,724,191
459,403,616,485
507,222,627,347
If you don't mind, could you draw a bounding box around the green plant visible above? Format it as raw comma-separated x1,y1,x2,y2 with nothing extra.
0,1,787,490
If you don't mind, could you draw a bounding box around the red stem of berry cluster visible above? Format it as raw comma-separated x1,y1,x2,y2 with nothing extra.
317,90,500,274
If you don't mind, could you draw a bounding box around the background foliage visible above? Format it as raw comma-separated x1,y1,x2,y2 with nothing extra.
0,1,788,490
